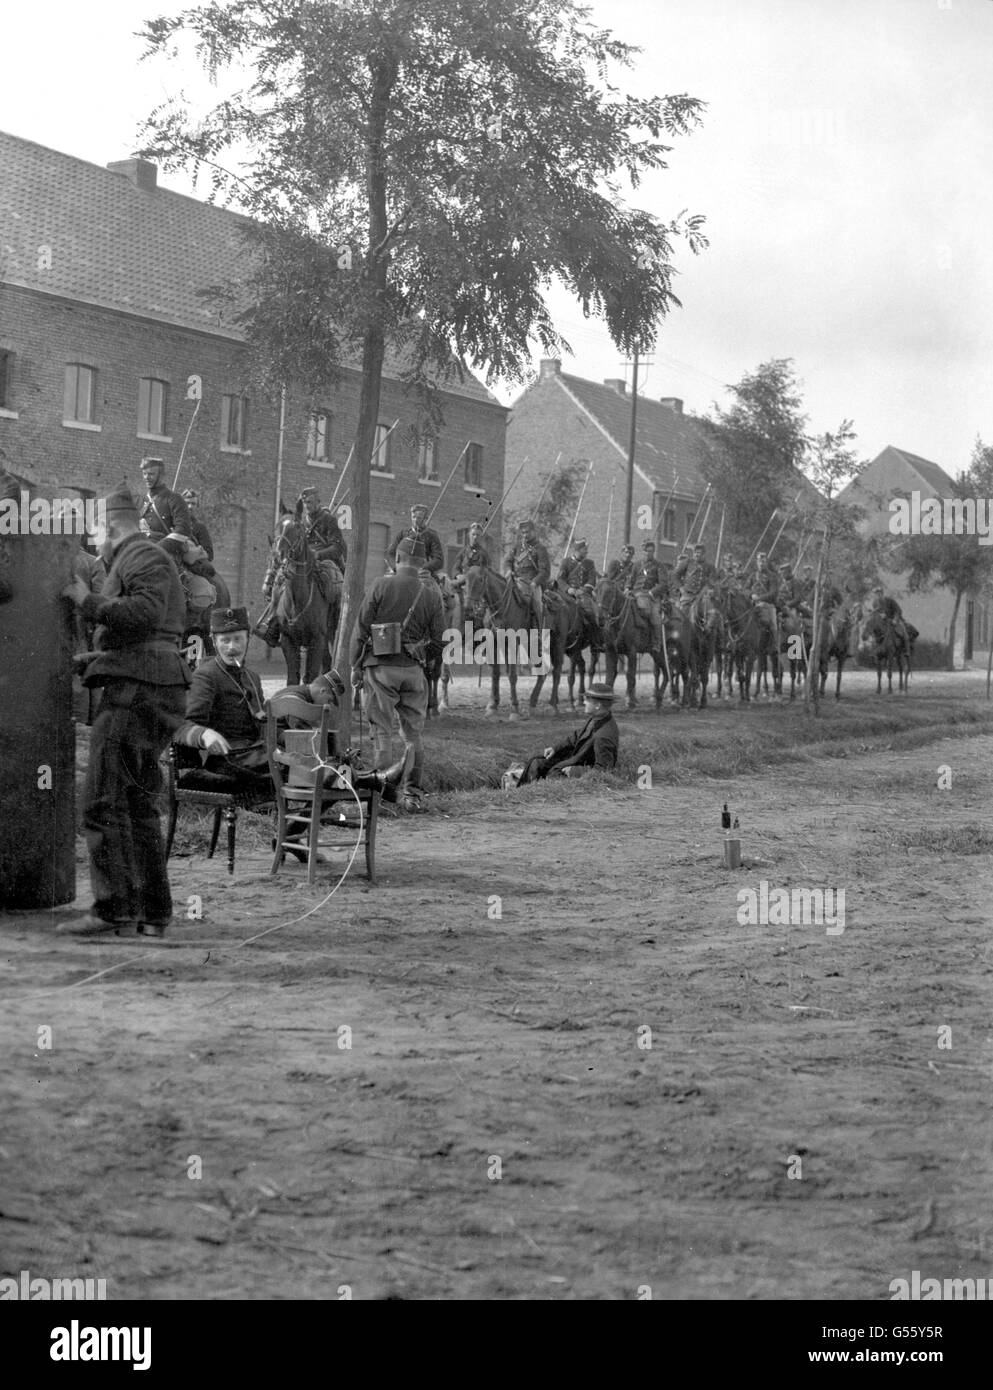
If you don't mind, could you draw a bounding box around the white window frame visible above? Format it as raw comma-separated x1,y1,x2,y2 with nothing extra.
137,377,171,441
306,410,332,467
221,394,251,454
64,363,98,427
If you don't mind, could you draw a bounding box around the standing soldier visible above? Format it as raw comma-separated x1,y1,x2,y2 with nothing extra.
59,485,191,937
351,538,445,814
388,502,444,576
632,540,665,650
747,550,781,644
299,486,348,573
506,519,551,632
139,456,192,541
673,542,717,617
452,521,490,586
181,488,214,561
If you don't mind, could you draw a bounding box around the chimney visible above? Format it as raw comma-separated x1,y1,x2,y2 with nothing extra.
107,158,158,192
660,396,683,414
539,358,562,380
603,378,627,395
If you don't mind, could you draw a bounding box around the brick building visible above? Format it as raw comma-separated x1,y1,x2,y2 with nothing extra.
503,358,710,573
840,445,991,667
0,130,506,606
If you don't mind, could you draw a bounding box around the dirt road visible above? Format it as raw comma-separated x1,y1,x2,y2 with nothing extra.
3,697,991,1300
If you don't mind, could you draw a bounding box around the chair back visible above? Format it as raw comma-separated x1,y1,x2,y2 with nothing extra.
264,694,338,791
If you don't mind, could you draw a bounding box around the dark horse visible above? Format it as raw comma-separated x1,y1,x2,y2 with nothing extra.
463,565,578,717
425,574,459,718
862,610,915,694
816,598,855,700
595,577,667,710
267,506,341,685
719,586,762,703
666,589,719,709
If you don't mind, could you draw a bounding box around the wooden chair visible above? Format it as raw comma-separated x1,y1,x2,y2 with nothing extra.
264,693,379,886
164,744,272,876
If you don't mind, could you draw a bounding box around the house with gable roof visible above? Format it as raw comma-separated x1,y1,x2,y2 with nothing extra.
0,128,506,607
839,445,991,665
503,358,711,574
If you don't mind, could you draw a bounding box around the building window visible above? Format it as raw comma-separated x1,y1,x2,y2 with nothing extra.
64,364,97,424
137,377,169,437
371,422,392,473
465,442,483,489
221,394,249,451
307,411,331,464
663,508,675,542
0,349,12,411
418,437,438,483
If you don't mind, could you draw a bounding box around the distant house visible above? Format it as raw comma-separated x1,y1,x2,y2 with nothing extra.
839,445,991,666
0,129,505,605
503,359,710,572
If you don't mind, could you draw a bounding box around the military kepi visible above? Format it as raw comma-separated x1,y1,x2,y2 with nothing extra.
104,485,139,523
397,538,427,564
210,606,250,634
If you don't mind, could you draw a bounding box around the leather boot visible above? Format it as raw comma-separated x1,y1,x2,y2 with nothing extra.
400,750,425,813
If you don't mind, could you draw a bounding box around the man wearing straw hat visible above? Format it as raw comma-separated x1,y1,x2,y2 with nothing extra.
59,484,191,939
518,683,620,783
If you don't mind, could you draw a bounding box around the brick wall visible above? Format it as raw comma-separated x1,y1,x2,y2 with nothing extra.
504,372,703,573
0,284,506,607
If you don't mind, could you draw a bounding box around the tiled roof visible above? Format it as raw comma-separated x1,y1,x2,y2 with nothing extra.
883,446,956,496
0,128,499,407
555,372,709,497
839,445,957,503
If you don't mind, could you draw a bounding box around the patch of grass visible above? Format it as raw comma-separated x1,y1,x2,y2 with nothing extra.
889,823,993,855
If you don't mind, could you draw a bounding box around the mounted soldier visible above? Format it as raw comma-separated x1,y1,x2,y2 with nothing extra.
867,583,910,646
452,521,490,588
389,502,444,577
506,519,550,632
299,485,347,574
138,456,192,542
180,488,215,561
607,543,636,588
632,540,665,651
673,542,717,619
557,536,598,618
747,550,781,644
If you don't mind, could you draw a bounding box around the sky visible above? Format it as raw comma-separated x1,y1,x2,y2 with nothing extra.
1,0,991,474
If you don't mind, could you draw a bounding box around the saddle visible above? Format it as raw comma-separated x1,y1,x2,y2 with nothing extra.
315,558,343,602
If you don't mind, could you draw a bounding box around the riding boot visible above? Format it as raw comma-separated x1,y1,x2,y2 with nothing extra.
400,749,425,813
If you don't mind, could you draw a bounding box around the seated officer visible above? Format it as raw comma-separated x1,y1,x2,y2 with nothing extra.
518,683,619,783
174,607,269,793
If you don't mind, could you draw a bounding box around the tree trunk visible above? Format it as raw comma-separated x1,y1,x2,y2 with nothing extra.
805,525,830,715
946,588,963,670
332,55,395,752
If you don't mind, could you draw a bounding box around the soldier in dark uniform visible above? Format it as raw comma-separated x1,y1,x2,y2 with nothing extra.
138,456,192,542
673,542,717,617
351,537,445,813
181,488,215,561
608,543,636,588
388,502,444,576
866,583,910,646
632,540,664,649
299,485,348,572
557,537,597,593
746,551,781,642
518,683,619,783
452,521,490,586
506,519,551,631
59,485,191,938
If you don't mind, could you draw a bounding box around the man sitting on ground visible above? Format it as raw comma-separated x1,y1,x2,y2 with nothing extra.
518,683,619,783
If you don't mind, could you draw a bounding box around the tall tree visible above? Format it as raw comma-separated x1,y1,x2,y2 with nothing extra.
138,0,708,729
504,460,585,562
698,359,809,561
889,438,993,669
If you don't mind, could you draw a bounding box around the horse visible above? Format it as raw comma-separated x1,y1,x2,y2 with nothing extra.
463,564,538,718
595,577,667,710
862,611,914,694
719,586,762,703
753,614,782,700
425,573,459,718
531,587,591,714
667,589,719,709
816,599,855,700
779,606,811,701
267,505,341,685
560,587,602,711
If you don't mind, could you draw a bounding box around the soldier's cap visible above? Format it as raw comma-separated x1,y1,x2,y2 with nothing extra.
139,456,164,471
299,486,320,501
642,540,656,550
104,485,139,523
586,682,616,704
181,488,199,502
311,668,346,700
210,606,250,634
410,503,428,514
572,537,588,548
397,537,427,563
693,542,705,550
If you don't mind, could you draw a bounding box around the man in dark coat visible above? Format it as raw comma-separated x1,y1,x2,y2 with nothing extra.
138,456,193,541
557,537,597,593
388,502,445,576
59,485,191,938
452,521,490,584
518,683,619,783
299,485,348,571
181,488,215,561
506,519,551,630
351,537,445,813
632,540,664,649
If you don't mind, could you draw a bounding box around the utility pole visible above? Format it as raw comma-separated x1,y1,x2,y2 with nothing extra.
624,346,639,545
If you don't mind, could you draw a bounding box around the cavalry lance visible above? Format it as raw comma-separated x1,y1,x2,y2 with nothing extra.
559,459,595,568
602,478,615,570
425,440,472,526
744,507,779,571
766,491,803,562
481,456,529,538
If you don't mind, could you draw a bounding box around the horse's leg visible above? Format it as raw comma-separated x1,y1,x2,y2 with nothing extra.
440,663,451,709
836,656,844,700
510,662,524,718
529,670,544,711
486,659,499,715
281,634,300,688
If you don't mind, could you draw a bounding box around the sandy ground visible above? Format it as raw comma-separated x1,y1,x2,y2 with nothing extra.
2,674,992,1301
